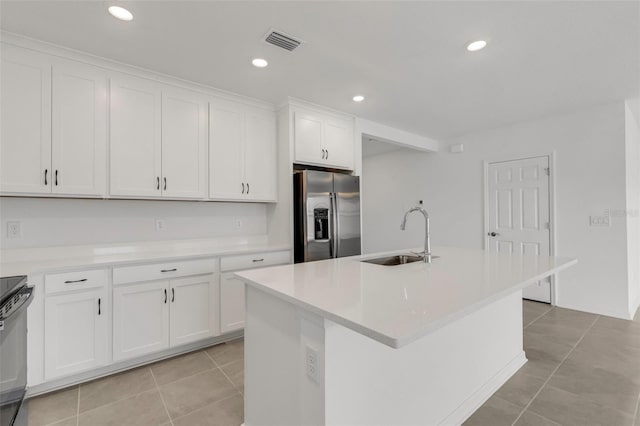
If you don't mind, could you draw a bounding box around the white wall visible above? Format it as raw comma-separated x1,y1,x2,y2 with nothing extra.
0,197,267,249
363,102,634,318
625,98,640,315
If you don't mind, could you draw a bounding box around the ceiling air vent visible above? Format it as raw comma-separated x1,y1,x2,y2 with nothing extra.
264,30,302,52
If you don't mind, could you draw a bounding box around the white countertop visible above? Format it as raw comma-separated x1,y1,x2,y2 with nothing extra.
0,236,290,277
235,246,577,348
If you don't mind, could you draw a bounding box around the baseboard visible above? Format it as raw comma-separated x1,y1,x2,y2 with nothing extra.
26,330,243,397
439,351,527,426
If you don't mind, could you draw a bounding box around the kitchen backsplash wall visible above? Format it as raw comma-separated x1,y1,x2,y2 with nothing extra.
0,197,267,249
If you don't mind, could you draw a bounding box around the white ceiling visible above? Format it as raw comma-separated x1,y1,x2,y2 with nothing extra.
1,1,638,140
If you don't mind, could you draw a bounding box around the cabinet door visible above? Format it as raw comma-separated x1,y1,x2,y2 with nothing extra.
51,61,107,196
169,275,219,347
0,45,51,194
161,89,207,199
110,76,162,197
113,281,169,361
323,117,354,170
44,289,108,380
220,273,245,333
293,111,323,165
244,109,277,201
209,102,245,200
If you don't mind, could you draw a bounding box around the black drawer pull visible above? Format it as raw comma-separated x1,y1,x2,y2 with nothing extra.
64,278,87,284
252,258,264,263
98,298,101,315
164,288,167,304
161,268,177,273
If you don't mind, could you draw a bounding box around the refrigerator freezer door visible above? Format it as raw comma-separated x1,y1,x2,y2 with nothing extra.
301,171,334,262
333,174,361,257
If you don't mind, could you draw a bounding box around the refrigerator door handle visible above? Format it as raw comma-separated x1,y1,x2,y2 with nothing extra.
331,192,339,257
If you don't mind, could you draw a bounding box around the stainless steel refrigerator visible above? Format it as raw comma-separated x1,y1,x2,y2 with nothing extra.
293,170,361,263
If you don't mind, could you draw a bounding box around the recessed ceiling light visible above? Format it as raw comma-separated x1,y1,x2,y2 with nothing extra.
352,95,365,102
108,6,133,21
252,58,268,68
466,40,487,52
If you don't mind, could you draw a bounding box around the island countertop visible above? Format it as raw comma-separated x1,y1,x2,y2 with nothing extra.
234,246,577,348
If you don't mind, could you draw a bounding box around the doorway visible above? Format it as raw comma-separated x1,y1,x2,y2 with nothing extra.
485,156,553,303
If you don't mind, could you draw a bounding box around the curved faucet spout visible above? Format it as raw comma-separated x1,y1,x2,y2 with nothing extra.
400,206,431,261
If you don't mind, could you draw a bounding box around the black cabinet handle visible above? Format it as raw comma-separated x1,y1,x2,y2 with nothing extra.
44,169,48,185
241,182,245,194
156,177,160,190
321,149,325,159
326,150,329,159
247,182,250,194
161,268,177,273
164,177,167,191
164,288,167,304
252,258,264,263
98,298,101,315
64,278,87,284
55,170,58,186
171,288,175,303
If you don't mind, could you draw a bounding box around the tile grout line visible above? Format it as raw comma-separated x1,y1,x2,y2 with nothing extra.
76,385,80,426
510,313,600,425
203,348,242,395
170,393,241,424
523,305,553,329
633,389,640,426
149,367,174,426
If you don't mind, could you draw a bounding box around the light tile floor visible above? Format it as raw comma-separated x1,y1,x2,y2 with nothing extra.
27,302,640,426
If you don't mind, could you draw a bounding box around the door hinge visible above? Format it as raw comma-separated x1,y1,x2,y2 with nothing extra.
544,167,550,176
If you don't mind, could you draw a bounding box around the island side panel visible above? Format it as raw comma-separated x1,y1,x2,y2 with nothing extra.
324,291,525,426
244,285,303,426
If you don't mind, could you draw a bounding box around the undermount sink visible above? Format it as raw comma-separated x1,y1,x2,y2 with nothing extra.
361,254,439,266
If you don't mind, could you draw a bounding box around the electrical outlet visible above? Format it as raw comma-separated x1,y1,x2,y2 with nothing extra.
7,221,22,238
155,219,166,231
589,216,611,227
235,219,242,230
306,345,319,383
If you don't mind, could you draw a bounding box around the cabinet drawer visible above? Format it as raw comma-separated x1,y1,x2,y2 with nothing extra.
113,257,217,285
221,250,290,272
45,269,107,295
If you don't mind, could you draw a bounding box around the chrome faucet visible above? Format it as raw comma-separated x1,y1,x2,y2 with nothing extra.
400,202,432,263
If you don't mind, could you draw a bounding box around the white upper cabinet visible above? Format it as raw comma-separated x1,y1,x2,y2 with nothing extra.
209,101,245,200
0,45,52,194
52,60,107,196
110,75,163,197
209,99,277,202
293,108,355,170
161,89,208,199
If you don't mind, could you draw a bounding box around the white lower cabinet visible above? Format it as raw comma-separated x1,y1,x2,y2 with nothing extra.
113,274,218,362
44,288,108,380
113,280,170,362
220,273,245,333
169,275,219,347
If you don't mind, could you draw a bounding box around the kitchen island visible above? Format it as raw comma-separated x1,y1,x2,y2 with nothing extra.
234,246,577,425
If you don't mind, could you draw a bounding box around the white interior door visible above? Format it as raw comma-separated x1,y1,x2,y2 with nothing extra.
487,156,551,303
